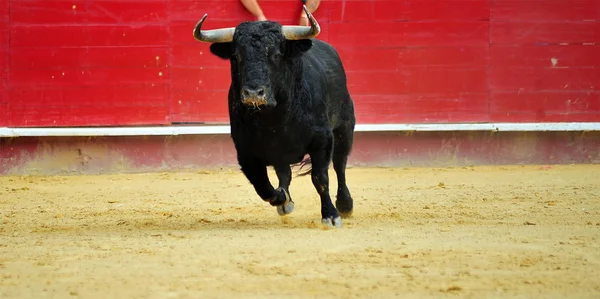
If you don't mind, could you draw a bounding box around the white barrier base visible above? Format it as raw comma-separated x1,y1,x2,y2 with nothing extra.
1,123,599,137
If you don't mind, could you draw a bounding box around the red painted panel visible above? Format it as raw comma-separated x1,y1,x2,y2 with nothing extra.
10,25,170,47
10,1,168,24
328,0,490,22
3,0,600,127
491,21,600,45
9,105,170,127
492,0,600,21
397,46,489,67
490,68,599,91
169,0,316,23
337,48,401,72
490,113,600,123
490,45,600,68
336,46,488,72
171,90,230,124
171,45,228,68
353,93,490,124
347,68,488,95
0,0,6,16
329,21,489,48
0,42,7,78
0,103,7,126
10,68,169,88
169,1,252,22
171,67,230,91
9,85,170,106
491,91,600,114
0,0,7,126
10,47,169,69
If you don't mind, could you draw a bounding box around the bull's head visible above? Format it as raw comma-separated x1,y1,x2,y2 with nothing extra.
193,6,320,109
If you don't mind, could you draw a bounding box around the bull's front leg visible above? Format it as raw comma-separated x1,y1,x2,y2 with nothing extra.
273,164,294,216
308,132,342,228
238,155,289,208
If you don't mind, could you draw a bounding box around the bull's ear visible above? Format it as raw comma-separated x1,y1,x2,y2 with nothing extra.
209,42,233,60
286,39,312,58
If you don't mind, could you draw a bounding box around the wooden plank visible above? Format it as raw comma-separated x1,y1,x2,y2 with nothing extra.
490,45,600,68
10,46,169,69
347,67,488,95
0,0,7,16
10,0,168,24
171,67,231,91
10,24,170,47
357,110,490,124
171,44,230,68
170,90,229,123
336,48,400,71
492,0,600,21
0,41,7,79
0,0,7,127
9,68,170,88
328,0,490,23
169,0,317,23
491,21,600,45
84,1,168,24
329,21,489,48
491,91,600,114
490,112,600,123
397,46,489,67
170,113,230,124
0,103,7,126
353,93,489,119
9,105,171,127
8,85,170,106
169,0,252,22
336,46,489,72
489,68,599,91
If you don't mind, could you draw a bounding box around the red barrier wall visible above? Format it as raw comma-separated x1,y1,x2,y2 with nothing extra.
1,0,599,127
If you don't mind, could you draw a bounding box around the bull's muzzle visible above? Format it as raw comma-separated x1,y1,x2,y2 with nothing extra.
241,86,268,107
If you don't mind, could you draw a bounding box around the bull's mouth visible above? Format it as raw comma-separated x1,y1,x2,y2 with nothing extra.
242,97,270,108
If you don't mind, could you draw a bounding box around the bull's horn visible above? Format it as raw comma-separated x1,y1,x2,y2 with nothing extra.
193,14,235,43
281,5,321,40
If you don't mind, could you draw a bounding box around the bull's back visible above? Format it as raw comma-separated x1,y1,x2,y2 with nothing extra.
304,39,348,88
302,39,354,127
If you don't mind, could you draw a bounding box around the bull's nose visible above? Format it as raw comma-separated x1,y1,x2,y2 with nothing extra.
242,87,266,99
241,86,268,106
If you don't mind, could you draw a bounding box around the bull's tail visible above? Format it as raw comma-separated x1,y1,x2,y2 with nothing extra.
293,156,312,177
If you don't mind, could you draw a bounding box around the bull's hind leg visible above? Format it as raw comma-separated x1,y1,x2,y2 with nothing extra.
309,132,342,228
273,164,294,215
238,155,287,207
332,123,355,218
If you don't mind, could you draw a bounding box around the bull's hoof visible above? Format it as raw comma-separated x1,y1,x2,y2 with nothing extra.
273,187,294,216
277,199,294,216
321,216,342,229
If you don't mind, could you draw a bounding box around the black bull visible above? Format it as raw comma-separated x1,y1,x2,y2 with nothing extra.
193,6,356,228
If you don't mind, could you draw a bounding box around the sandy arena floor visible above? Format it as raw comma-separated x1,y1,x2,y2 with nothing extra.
1,165,599,298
